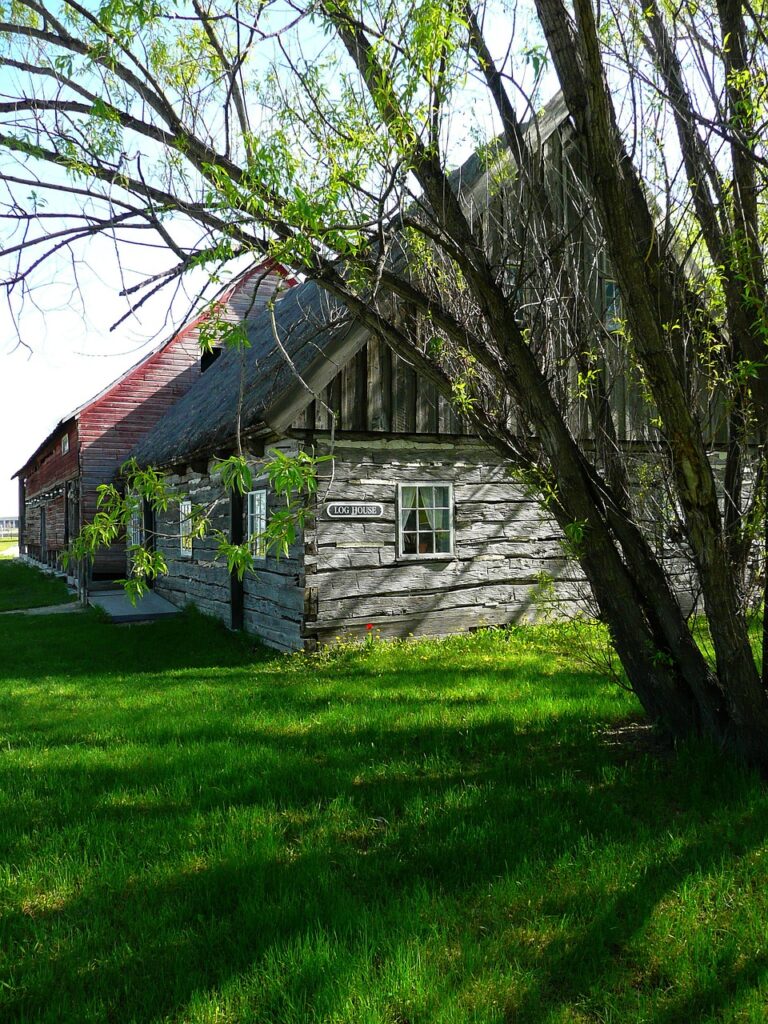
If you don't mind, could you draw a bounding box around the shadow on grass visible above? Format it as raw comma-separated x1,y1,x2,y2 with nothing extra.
0,606,269,681
1,713,765,1021
1,612,766,1022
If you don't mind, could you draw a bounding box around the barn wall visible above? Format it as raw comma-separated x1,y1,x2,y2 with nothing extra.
21,492,69,565
23,504,41,560
304,436,587,645
18,422,79,564
22,422,79,500
78,323,203,577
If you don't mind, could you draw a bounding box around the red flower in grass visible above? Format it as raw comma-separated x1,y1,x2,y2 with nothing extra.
366,623,373,631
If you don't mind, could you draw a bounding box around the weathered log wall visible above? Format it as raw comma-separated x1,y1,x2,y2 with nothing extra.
303,436,587,646
152,440,305,652
241,438,305,651
153,469,232,625
147,435,736,652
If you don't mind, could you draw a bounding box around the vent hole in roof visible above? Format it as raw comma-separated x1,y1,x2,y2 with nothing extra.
201,347,222,373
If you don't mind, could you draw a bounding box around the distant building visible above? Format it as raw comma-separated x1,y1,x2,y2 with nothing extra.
0,516,18,537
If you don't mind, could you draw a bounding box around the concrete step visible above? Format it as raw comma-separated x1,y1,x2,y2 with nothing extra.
88,589,181,623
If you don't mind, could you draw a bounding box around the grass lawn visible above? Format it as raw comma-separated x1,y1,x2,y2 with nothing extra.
0,536,19,558
1,611,767,1023
0,558,74,611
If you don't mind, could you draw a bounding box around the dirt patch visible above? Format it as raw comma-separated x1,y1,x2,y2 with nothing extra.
598,718,674,759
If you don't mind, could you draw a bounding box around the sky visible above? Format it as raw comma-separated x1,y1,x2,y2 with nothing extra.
0,234,215,516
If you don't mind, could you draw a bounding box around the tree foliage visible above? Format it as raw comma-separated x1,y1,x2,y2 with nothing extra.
3,0,768,760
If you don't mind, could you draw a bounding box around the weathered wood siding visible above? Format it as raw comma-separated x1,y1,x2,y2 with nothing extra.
22,493,68,566
18,422,79,563
304,437,587,645
21,422,79,500
78,329,203,577
23,504,42,561
151,440,305,652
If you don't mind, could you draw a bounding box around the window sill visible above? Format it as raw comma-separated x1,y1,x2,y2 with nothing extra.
396,553,456,563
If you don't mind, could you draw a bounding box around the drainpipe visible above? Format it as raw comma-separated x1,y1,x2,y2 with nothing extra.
17,477,25,555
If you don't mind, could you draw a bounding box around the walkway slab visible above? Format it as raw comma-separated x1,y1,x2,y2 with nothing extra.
0,601,84,617
89,589,181,623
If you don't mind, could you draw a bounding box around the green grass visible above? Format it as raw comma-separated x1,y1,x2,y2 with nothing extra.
0,558,74,611
1,611,767,1023
0,536,19,558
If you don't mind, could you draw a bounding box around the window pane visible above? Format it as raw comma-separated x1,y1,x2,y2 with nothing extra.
417,487,434,510
399,483,452,558
603,279,621,330
180,500,193,554
402,532,417,554
401,509,417,532
247,489,267,558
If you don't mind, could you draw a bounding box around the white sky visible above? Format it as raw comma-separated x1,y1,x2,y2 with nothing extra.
0,234,216,516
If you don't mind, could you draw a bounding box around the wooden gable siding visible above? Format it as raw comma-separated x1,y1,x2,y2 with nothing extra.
22,422,79,500
460,116,730,446
291,334,471,436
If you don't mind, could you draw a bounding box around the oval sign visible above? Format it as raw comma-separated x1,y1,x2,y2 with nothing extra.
326,502,384,519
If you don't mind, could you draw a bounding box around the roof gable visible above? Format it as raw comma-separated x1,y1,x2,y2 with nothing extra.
132,94,573,467
132,279,364,466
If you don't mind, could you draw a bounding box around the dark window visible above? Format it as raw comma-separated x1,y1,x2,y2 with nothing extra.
200,347,222,373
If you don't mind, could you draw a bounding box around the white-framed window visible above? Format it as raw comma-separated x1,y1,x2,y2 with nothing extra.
602,277,622,332
128,499,143,549
61,435,69,455
247,489,267,559
398,483,454,558
179,498,193,558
